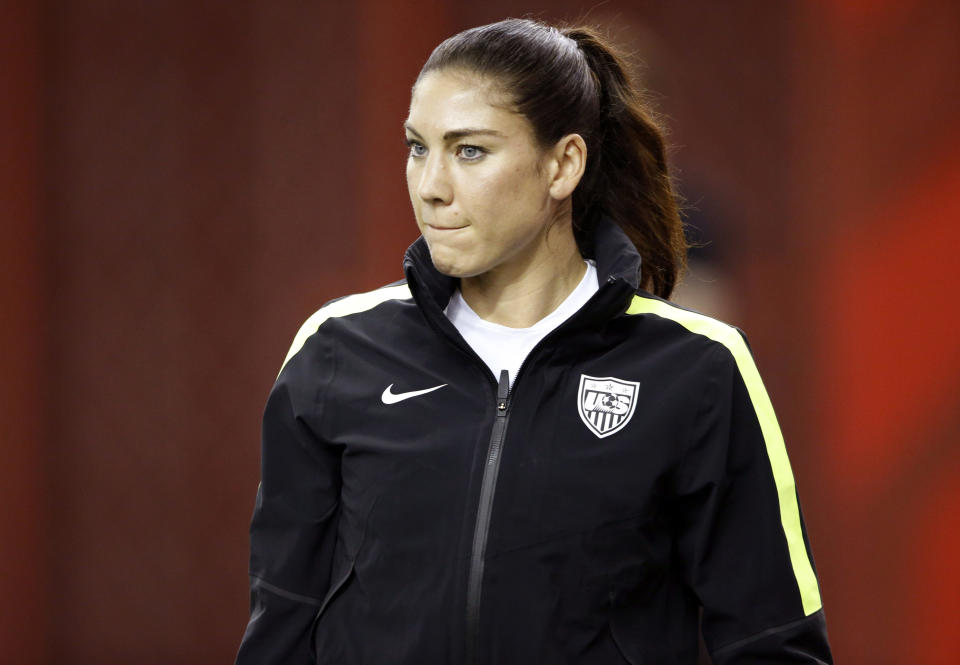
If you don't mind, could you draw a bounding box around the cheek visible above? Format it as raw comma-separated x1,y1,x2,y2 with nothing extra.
405,162,416,197
493,165,547,218
406,165,423,215
473,166,534,211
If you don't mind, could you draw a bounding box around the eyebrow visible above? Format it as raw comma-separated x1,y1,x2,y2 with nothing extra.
404,123,506,142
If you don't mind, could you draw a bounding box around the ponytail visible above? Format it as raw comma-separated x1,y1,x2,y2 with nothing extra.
419,19,687,298
562,26,686,298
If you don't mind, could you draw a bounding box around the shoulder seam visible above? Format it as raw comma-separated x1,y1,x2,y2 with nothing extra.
625,293,741,348
279,283,412,374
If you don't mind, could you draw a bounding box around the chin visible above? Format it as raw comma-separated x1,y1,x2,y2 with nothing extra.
428,249,480,279
430,255,466,278
423,240,457,275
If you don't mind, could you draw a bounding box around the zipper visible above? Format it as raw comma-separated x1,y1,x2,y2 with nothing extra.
405,272,629,664
464,368,511,665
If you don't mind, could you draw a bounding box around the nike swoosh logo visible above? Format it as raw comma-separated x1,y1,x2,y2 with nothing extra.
381,383,447,405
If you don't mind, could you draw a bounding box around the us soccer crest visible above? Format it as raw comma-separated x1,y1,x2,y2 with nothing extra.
577,374,640,438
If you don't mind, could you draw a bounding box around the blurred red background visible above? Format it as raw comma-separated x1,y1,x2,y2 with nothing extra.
2,1,958,663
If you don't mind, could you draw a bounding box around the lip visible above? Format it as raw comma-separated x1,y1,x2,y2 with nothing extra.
426,223,468,231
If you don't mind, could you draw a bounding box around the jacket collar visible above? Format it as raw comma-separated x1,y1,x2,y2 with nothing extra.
589,216,642,290
402,215,642,314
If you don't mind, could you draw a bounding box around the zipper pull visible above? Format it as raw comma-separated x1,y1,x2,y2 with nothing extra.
496,369,509,413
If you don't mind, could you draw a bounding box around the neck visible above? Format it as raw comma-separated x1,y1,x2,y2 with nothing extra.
460,226,585,328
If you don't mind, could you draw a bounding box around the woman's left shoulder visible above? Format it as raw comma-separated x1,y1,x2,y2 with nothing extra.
624,291,749,354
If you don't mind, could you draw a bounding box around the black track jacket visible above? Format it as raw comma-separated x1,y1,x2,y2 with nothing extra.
236,219,832,664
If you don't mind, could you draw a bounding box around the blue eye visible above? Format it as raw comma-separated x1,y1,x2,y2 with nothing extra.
406,138,426,158
457,145,485,161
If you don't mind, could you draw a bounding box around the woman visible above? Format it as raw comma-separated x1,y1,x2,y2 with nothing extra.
236,18,832,665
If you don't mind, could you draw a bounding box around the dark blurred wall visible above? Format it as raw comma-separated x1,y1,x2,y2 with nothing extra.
1,2,46,662
792,3,960,662
1,1,957,663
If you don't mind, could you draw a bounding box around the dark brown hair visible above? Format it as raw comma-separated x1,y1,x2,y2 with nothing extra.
417,18,687,298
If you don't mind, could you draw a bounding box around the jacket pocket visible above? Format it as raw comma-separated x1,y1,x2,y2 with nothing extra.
309,561,355,662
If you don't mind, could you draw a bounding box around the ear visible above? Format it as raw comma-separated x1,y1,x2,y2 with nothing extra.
546,133,587,201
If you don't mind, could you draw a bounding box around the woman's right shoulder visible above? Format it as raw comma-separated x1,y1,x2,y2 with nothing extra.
280,281,414,371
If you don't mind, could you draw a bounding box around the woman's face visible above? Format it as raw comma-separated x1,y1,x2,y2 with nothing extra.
405,69,561,280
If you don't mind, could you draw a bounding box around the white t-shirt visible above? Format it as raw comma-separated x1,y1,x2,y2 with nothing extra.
444,261,600,386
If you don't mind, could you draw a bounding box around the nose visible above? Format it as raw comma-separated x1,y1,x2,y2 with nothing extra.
416,153,452,205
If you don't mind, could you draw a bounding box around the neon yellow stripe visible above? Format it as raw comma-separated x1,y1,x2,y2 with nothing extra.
279,284,412,373
626,295,822,616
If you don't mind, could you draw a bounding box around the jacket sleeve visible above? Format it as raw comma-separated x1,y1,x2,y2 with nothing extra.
675,336,832,665
235,334,341,665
